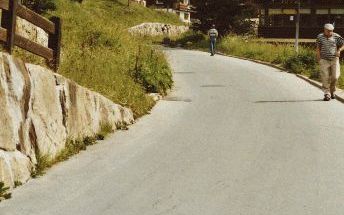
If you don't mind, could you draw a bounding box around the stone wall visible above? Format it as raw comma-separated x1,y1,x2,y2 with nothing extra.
128,23,189,37
0,53,134,188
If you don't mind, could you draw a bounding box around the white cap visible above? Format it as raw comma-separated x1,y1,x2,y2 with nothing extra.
324,23,334,31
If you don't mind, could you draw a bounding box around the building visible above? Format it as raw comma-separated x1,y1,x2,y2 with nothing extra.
254,0,344,38
131,0,147,7
173,0,191,24
147,0,192,24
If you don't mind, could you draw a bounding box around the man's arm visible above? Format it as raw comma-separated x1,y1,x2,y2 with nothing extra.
337,45,344,57
316,44,321,62
336,36,344,57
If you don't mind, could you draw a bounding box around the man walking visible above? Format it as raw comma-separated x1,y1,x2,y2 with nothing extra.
208,24,218,56
316,23,344,101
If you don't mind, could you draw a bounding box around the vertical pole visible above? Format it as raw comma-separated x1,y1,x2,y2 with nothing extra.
135,45,141,73
48,16,62,72
295,0,300,54
1,0,18,54
264,3,269,27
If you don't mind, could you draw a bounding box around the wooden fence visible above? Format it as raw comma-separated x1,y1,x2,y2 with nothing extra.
0,0,61,71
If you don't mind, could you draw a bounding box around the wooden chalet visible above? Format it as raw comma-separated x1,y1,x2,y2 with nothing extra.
254,0,344,38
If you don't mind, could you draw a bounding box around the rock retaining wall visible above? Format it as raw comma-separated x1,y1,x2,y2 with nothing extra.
128,22,189,37
0,53,134,188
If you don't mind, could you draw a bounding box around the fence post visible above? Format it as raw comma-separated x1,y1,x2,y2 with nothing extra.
48,16,62,72
1,0,18,54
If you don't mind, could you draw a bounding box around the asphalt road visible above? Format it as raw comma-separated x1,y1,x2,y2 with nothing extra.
2,49,344,215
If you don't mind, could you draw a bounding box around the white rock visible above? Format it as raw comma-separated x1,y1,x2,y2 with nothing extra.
0,53,135,188
0,150,31,188
128,22,189,37
26,64,67,158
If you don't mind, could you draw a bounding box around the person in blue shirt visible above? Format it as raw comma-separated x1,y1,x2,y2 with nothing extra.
208,24,219,56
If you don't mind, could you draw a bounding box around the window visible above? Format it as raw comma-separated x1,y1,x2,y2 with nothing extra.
184,13,190,21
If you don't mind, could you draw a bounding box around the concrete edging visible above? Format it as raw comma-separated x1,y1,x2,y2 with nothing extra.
216,51,344,103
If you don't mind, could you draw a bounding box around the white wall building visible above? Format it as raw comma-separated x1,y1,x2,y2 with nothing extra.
173,0,191,24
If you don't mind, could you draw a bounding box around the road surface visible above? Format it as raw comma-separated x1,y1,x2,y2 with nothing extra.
1,49,344,215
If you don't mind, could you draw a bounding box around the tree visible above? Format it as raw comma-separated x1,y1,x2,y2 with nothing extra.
164,0,174,11
21,0,56,14
192,0,257,36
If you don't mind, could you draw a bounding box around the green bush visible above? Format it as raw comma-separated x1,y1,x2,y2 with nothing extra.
21,0,56,14
174,31,206,47
284,51,317,75
131,48,172,95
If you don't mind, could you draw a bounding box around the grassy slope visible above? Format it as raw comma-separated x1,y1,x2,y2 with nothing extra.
18,0,182,118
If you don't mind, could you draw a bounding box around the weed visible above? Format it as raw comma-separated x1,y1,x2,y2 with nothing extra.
31,128,117,177
14,181,23,188
97,123,114,140
0,182,11,201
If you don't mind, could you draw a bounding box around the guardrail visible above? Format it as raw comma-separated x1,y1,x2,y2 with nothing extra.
0,0,61,71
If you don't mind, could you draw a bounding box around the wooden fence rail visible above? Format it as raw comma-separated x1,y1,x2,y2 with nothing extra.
0,0,61,71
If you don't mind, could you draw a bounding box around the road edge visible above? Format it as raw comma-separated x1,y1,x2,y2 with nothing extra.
216,51,344,103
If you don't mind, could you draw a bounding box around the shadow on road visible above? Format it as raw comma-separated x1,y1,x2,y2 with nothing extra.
163,97,192,102
200,85,226,88
255,99,323,103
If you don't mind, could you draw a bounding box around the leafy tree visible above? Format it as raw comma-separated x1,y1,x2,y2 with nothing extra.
192,0,257,36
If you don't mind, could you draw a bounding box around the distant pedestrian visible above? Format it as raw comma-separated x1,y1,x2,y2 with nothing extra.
316,23,344,101
162,24,171,45
208,24,218,56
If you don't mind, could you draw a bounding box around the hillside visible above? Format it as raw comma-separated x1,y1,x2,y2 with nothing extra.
19,0,183,117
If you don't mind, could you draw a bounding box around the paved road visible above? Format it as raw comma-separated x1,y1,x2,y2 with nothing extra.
2,49,344,215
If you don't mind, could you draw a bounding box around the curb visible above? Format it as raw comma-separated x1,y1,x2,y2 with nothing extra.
217,51,286,71
216,51,344,103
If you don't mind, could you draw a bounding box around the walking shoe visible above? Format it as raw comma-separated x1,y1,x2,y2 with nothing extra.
331,93,336,99
324,94,331,101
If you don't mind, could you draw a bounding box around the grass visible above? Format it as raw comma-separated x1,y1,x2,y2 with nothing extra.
14,0,182,118
174,32,344,89
0,182,11,201
31,123,116,177
6,0,183,182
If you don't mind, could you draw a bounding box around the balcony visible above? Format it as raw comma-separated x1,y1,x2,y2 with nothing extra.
256,0,344,8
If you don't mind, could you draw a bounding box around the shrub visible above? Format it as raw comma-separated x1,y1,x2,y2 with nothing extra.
131,48,173,95
21,0,56,14
174,31,206,47
284,51,317,75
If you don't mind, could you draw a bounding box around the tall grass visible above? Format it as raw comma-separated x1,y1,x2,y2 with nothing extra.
15,0,182,118
176,32,344,88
